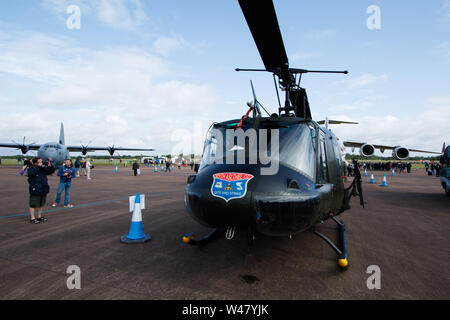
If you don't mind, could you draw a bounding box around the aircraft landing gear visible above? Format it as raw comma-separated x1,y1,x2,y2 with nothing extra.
182,228,225,247
311,216,349,271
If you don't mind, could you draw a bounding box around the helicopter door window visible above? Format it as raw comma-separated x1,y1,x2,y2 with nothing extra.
332,138,343,176
318,132,329,182
276,123,316,179
199,127,225,171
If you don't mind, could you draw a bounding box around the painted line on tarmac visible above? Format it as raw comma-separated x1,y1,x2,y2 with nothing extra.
0,190,185,220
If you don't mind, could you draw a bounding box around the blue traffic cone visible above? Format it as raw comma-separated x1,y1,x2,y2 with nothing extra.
380,174,388,187
364,169,368,177
154,167,158,172
370,173,375,184
121,193,151,244
115,166,118,173
391,169,395,176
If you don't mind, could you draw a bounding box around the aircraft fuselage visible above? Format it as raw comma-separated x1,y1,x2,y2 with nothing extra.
37,142,70,166
185,117,347,237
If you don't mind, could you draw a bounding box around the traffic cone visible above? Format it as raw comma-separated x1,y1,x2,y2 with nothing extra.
391,169,395,176
115,166,118,173
364,169,368,177
380,174,388,187
121,193,151,244
370,173,375,184
154,167,158,172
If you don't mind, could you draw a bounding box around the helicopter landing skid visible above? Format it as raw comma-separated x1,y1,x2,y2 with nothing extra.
182,228,226,247
311,216,349,271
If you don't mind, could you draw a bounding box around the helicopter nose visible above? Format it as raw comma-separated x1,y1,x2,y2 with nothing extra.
254,191,321,237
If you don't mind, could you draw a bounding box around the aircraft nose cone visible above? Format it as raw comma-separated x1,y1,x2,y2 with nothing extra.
254,192,321,236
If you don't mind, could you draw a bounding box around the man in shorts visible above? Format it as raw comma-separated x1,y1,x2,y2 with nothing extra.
27,157,55,224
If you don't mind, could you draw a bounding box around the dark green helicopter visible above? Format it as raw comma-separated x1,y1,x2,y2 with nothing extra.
182,0,364,270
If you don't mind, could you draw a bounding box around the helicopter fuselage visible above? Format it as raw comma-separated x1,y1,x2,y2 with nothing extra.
185,117,347,237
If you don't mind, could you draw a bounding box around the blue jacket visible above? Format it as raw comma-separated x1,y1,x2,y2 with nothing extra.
28,165,55,195
57,165,76,183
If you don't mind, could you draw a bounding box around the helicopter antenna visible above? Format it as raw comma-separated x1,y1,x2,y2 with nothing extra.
272,74,281,110
249,80,270,117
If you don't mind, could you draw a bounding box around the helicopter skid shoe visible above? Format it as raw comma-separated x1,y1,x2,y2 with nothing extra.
182,228,225,247
311,216,349,271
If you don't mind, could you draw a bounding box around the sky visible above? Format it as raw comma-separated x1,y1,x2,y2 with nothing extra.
0,0,449,157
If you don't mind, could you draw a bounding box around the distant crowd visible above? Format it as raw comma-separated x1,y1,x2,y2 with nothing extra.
424,161,442,177
347,161,413,176
346,160,442,178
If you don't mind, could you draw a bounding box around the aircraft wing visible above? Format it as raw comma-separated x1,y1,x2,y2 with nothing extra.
66,145,155,154
317,120,358,125
343,141,440,154
0,142,41,150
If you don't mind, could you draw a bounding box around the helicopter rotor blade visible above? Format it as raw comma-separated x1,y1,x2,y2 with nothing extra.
238,0,290,84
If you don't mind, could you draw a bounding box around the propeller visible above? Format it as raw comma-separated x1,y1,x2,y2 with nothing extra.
107,145,116,156
11,136,36,154
80,141,92,156
107,145,122,157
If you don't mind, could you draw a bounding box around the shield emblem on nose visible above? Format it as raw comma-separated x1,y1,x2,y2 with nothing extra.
211,172,254,202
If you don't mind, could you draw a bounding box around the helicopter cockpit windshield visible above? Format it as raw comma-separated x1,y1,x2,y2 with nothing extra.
199,119,316,179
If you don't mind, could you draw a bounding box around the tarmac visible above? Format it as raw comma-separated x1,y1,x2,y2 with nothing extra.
0,165,448,300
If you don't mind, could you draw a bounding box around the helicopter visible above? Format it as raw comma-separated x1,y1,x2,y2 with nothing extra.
181,0,365,270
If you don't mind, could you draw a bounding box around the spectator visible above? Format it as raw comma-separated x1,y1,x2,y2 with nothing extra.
80,159,87,176
52,159,76,208
75,158,81,177
132,161,139,176
27,157,55,224
86,158,93,180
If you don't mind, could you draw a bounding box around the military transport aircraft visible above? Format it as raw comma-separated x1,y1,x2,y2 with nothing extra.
343,141,440,160
0,123,154,166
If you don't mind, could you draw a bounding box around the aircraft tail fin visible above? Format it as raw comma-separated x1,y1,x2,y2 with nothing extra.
59,123,65,145
317,118,359,129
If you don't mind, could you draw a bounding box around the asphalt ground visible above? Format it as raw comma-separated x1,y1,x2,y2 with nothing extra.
0,166,448,300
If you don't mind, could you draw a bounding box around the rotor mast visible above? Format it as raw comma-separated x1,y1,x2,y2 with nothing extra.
237,0,348,117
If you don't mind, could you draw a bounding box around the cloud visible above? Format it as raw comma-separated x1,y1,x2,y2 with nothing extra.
0,31,218,156
41,0,92,16
153,35,191,56
336,73,389,89
305,28,338,41
440,0,450,19
291,51,325,63
41,0,148,31
331,96,450,155
98,0,147,31
430,42,450,61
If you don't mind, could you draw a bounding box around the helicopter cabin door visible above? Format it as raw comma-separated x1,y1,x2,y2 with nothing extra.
325,132,346,212
316,129,333,214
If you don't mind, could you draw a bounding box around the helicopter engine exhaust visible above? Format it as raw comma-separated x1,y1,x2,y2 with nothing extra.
359,144,375,157
392,147,409,160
